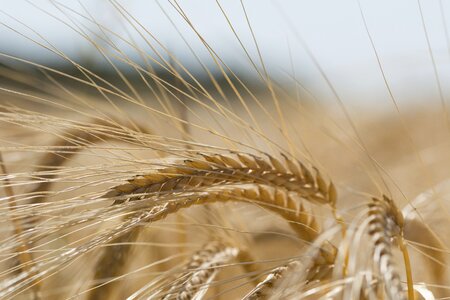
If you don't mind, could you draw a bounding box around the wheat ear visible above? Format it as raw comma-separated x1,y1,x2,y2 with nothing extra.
107,152,337,208
89,152,337,297
243,240,337,300
367,196,408,300
111,183,322,242
161,241,238,300
88,183,322,297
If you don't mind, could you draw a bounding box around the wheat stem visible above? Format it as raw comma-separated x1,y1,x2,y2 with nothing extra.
399,238,414,300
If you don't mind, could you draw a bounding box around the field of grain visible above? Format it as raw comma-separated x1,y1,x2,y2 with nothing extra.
1,1,450,299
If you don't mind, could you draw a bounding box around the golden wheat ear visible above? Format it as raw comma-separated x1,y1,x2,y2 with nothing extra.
106,152,337,208
257,224,341,299
89,184,321,298
84,150,336,295
87,151,338,298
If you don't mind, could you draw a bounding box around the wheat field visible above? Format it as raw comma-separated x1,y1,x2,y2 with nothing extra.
0,1,449,299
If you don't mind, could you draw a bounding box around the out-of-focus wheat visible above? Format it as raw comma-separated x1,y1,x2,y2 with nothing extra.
0,1,449,299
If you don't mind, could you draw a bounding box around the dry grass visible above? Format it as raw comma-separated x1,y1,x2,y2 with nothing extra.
0,1,450,300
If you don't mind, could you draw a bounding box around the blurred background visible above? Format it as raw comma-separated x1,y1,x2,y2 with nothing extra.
2,0,450,109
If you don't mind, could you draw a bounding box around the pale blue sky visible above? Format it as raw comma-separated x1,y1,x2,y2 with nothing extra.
2,0,450,107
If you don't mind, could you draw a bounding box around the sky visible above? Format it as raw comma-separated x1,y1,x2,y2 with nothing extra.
2,0,450,108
